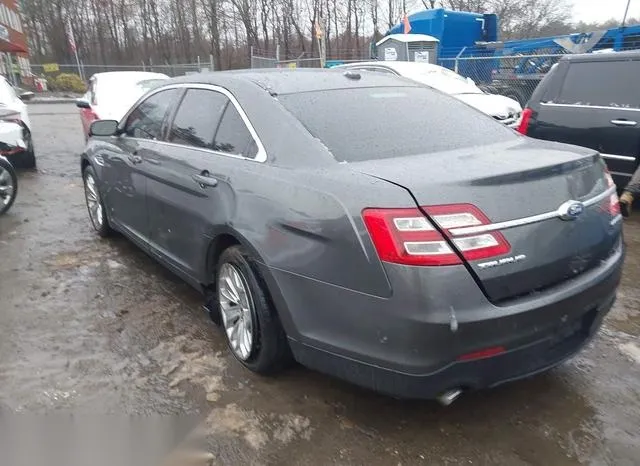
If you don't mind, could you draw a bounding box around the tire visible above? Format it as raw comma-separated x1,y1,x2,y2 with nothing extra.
22,143,36,170
21,131,36,169
215,245,291,374
82,165,112,237
0,157,17,215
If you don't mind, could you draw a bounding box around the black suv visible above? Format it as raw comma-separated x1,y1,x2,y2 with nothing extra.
518,51,640,188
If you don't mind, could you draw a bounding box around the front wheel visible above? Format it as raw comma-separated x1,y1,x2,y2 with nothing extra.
215,246,291,374
0,157,17,215
83,165,111,237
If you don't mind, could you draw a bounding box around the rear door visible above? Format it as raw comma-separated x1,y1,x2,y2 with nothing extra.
145,86,262,282
529,58,640,185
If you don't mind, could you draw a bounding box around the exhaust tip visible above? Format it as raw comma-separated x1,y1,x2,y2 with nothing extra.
437,388,463,406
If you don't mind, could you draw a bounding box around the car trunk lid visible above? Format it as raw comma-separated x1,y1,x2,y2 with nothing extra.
352,139,622,303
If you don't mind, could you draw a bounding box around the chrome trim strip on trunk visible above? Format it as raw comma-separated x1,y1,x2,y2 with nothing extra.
449,186,618,237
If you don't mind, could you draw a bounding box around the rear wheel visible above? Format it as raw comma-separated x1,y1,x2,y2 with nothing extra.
215,245,291,374
83,165,111,237
0,157,17,215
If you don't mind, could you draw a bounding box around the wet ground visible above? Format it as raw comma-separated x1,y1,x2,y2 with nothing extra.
0,103,639,465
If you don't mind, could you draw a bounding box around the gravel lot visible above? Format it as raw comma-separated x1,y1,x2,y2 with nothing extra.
1,103,639,465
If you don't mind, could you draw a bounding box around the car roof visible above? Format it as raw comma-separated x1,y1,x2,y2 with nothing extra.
167,68,419,95
560,50,640,63
92,71,170,82
337,61,445,73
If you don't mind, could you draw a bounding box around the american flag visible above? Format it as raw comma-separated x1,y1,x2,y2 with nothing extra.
66,18,77,53
402,13,412,34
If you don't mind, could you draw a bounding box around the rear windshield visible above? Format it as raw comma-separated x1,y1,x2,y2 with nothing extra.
278,87,516,162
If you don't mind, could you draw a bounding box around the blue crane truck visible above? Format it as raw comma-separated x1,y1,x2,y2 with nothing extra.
385,8,640,106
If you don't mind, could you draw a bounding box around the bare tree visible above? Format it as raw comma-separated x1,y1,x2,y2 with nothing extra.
20,0,574,70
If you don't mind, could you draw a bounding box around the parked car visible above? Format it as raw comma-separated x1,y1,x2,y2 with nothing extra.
76,71,169,139
519,51,640,189
80,70,624,403
335,61,523,127
0,76,35,168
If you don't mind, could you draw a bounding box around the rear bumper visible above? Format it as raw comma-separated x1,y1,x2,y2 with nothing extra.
289,293,613,399
268,238,624,400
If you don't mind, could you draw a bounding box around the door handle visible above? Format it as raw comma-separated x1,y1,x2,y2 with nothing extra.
128,154,143,164
192,171,218,188
610,119,637,127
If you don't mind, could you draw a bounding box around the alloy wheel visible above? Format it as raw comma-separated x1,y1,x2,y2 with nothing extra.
218,263,255,360
84,173,103,230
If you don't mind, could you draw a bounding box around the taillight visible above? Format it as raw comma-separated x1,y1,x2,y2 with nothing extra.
87,109,99,122
362,204,511,266
604,170,620,216
517,107,533,135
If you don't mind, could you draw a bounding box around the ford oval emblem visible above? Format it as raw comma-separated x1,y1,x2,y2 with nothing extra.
558,200,585,221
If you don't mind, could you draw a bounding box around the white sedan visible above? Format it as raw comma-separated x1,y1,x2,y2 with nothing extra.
335,61,522,127
76,71,169,139
0,76,35,168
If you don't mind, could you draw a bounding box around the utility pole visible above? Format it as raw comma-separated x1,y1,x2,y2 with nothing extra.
622,0,632,27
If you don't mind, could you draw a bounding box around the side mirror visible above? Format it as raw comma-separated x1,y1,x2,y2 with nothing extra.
89,119,119,137
466,77,476,86
18,91,34,101
76,98,91,109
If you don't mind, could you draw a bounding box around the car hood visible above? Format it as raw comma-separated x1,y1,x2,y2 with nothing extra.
454,93,522,119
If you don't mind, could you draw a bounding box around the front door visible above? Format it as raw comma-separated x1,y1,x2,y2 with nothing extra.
105,88,182,243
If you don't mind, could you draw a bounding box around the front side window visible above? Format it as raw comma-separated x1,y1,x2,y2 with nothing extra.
125,89,180,140
169,89,228,149
558,61,640,109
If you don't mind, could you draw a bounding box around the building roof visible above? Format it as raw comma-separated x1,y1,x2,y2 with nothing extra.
376,34,440,45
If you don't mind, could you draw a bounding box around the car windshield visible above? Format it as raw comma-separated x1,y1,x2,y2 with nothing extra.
404,67,484,95
278,86,516,163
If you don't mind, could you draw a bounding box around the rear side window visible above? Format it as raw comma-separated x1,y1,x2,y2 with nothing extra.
125,89,180,139
558,60,640,108
169,89,228,149
278,87,516,162
214,104,258,158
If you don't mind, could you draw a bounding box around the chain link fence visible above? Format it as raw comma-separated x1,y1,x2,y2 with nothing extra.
23,62,213,93
31,63,207,79
438,53,566,107
250,46,371,70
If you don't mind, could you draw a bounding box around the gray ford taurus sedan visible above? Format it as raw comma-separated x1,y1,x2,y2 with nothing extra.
80,69,625,403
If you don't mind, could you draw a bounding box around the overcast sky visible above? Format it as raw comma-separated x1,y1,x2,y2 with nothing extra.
572,0,640,23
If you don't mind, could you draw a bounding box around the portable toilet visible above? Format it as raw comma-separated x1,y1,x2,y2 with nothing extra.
375,34,440,63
